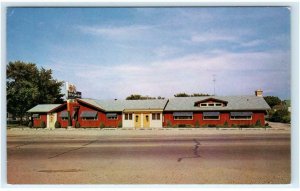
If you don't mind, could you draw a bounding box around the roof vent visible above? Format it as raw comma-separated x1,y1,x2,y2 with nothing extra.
255,89,263,97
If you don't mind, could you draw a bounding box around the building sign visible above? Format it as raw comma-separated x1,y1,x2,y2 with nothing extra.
68,91,82,99
66,82,82,99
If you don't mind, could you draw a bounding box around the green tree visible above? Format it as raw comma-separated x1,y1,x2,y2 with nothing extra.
126,94,156,100
174,93,210,97
7,61,64,123
191,93,210,97
174,93,190,97
263,96,282,108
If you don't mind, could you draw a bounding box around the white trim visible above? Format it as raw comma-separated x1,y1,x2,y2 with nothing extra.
173,116,193,120
230,116,252,120
203,116,220,120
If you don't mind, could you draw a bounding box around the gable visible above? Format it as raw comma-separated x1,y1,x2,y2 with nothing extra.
194,98,228,107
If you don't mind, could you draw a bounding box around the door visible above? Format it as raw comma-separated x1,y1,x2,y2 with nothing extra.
143,113,150,128
134,114,141,128
48,113,57,129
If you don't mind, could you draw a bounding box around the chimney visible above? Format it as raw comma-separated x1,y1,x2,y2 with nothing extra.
255,89,263,97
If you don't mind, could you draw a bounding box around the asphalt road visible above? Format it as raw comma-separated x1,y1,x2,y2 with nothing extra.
6,130,290,184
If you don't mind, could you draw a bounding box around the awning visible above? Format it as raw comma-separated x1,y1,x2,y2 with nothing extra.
32,114,40,118
60,111,68,118
230,112,253,117
203,112,220,117
173,112,193,117
106,113,118,117
80,111,97,118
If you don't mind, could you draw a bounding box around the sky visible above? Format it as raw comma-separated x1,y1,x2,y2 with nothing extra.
6,7,291,100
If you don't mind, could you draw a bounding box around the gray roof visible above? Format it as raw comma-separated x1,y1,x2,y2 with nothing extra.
79,99,168,112
27,104,62,113
164,96,270,111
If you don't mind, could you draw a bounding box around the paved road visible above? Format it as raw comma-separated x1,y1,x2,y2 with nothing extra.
6,131,290,184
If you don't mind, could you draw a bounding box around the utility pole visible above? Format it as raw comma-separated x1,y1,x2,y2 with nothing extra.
213,74,216,96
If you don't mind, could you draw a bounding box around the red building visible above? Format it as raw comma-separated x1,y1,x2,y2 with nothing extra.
27,90,270,128
163,92,269,127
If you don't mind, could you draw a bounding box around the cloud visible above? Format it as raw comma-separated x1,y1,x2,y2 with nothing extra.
190,33,238,43
77,24,155,38
48,49,290,99
153,46,181,57
240,39,265,47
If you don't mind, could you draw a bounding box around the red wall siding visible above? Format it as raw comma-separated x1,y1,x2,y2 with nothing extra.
33,114,47,127
56,101,122,128
163,111,265,127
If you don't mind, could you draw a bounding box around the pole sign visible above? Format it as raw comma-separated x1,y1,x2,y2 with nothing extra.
66,83,82,99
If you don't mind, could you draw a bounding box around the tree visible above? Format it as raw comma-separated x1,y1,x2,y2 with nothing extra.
263,96,282,108
191,93,210,97
126,94,156,100
7,61,64,123
174,93,190,97
174,93,210,97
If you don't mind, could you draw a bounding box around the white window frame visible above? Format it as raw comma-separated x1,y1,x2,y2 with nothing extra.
152,113,161,120
81,116,98,120
174,116,193,120
203,115,220,120
230,116,252,120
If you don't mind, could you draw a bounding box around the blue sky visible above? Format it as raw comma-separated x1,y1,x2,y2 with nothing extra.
7,7,291,100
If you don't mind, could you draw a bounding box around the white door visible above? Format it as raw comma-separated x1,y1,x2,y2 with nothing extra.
47,113,57,129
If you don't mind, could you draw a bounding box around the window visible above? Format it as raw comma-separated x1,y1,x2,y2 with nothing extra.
173,112,193,120
203,116,220,120
32,114,40,119
216,103,222,106
107,116,117,120
106,113,118,120
230,112,252,120
203,112,220,120
200,103,207,106
208,103,214,106
60,111,68,120
80,111,98,120
135,115,139,122
230,116,252,120
82,116,98,120
152,113,161,120
174,116,193,120
125,113,133,120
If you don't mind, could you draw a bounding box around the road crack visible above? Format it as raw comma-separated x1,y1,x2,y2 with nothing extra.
177,139,201,162
48,139,98,159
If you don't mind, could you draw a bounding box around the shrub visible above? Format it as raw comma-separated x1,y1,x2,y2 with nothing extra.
281,115,291,123
55,121,61,128
231,124,236,128
265,123,269,127
202,124,207,128
117,121,122,128
28,121,33,128
40,121,46,128
195,120,200,128
224,121,228,127
255,120,262,127
75,121,81,128
208,124,216,128
99,122,105,129
178,124,186,128
166,120,172,127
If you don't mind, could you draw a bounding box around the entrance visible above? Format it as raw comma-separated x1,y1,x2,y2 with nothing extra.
143,113,150,128
47,113,57,129
134,114,141,128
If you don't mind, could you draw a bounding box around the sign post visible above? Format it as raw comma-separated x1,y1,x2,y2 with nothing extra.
66,82,82,129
